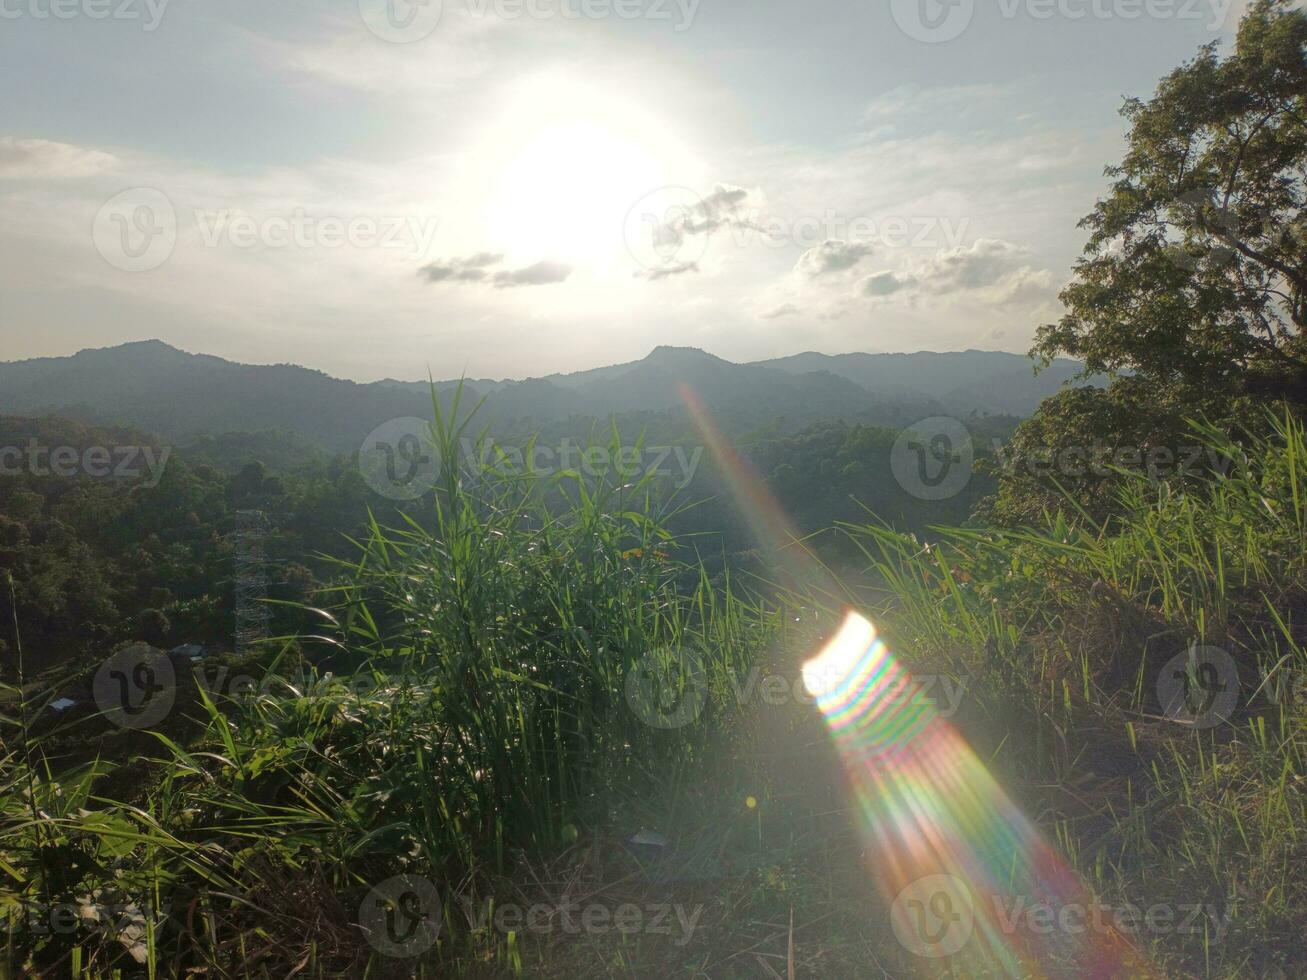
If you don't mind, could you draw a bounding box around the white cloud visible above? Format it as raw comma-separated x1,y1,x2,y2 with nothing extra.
850,239,1056,308
918,238,1029,293
760,302,800,319
0,138,118,179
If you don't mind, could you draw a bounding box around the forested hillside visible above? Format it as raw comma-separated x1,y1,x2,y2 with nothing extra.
0,342,1064,451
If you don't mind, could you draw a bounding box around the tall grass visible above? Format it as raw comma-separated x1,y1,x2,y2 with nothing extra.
1,395,779,976
844,409,1307,978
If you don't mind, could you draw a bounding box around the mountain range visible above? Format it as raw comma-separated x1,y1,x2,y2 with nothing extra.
0,341,1095,452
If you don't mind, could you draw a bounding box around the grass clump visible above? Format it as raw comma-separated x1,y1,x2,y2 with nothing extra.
1,397,780,977
846,409,1307,978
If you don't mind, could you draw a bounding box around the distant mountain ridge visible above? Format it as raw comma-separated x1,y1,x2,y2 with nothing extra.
0,341,1095,452
753,350,1091,417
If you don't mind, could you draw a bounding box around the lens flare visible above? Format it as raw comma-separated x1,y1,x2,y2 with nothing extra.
680,385,1157,977
803,611,1155,976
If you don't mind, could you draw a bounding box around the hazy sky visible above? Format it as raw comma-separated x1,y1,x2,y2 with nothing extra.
0,0,1254,380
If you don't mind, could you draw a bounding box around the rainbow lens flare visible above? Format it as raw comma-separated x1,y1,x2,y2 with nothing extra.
678,384,1156,977
804,612,1155,978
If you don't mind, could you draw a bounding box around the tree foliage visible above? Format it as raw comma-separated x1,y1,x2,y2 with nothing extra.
1035,0,1307,403
994,0,1307,523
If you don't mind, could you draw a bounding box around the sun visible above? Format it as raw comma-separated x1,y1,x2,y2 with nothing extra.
468,74,701,270
489,120,661,264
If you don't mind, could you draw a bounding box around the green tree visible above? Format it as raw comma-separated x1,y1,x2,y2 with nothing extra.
993,0,1307,523
1035,0,1307,404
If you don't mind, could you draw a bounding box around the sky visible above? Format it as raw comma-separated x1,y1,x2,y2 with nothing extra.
0,0,1256,381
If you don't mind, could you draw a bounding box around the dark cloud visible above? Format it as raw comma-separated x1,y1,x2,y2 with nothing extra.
418,253,505,283
635,261,700,281
492,260,572,288
644,184,765,255
419,253,570,289
685,184,762,235
858,270,917,296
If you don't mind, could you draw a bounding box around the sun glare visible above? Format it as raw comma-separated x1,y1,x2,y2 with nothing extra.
802,612,878,698
470,74,699,270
